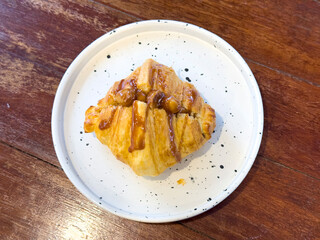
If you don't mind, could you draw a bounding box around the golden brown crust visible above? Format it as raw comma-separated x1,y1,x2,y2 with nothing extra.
84,59,216,176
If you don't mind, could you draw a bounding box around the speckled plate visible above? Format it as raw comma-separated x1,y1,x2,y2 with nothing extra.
52,20,263,223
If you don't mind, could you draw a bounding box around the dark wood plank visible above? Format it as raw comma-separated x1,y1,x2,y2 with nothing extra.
0,0,137,72
0,49,60,165
1,48,319,177
182,156,320,239
0,142,212,240
98,0,320,85
251,61,320,178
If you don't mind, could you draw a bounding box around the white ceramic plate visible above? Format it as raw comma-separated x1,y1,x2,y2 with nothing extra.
52,20,263,223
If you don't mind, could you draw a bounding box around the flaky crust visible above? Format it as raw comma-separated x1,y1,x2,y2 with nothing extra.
84,59,216,176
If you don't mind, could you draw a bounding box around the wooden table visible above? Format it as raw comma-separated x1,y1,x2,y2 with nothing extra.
1,1,319,239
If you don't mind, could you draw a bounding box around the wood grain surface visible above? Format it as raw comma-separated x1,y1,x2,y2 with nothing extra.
0,0,319,239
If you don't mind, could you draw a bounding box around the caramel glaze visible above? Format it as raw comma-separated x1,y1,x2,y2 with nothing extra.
190,89,198,102
98,107,117,130
116,79,126,92
146,90,182,162
99,67,198,162
150,67,157,89
183,86,199,113
128,100,146,152
157,69,167,89
167,113,182,162
136,89,147,102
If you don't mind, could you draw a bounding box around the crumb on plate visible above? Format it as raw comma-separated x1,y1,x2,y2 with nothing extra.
177,178,186,185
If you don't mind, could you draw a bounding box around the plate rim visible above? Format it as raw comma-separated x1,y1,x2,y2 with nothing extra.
51,19,264,223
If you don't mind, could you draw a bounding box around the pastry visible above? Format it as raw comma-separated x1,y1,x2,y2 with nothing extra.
84,59,216,176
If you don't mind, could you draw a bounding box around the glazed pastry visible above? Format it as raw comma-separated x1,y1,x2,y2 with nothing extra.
84,59,216,176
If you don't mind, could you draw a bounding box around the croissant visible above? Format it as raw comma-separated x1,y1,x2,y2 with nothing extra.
84,59,216,176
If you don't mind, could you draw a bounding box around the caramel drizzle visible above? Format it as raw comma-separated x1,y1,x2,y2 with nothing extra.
146,90,181,162
115,78,137,93
128,100,147,152
167,113,181,162
116,79,126,92
98,107,117,130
